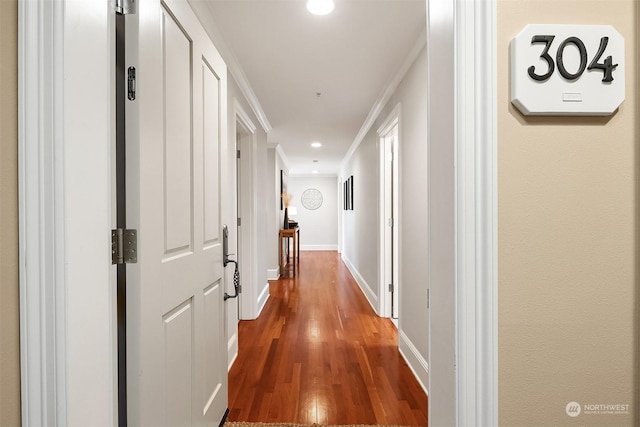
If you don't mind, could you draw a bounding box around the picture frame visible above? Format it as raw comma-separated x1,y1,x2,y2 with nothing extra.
349,175,354,210
344,180,348,210
343,176,354,211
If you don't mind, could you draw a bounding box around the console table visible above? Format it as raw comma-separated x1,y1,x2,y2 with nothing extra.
279,227,299,277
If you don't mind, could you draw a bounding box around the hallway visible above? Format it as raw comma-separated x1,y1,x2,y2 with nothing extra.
227,251,428,426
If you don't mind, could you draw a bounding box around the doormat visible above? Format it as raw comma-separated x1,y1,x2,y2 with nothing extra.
224,423,413,427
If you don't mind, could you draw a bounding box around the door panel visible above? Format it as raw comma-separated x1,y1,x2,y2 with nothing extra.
203,62,221,246
163,299,194,425
203,281,223,409
127,0,228,424
163,9,193,254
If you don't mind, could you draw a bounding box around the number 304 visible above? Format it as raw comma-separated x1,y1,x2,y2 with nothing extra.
528,35,618,83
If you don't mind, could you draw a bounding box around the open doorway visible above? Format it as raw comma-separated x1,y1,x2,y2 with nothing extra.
378,105,400,323
234,101,264,321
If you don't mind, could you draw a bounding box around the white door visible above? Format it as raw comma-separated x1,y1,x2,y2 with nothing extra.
390,131,399,319
126,0,228,424
382,124,399,320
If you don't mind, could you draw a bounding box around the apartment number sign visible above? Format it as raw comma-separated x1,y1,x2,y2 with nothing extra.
510,24,625,116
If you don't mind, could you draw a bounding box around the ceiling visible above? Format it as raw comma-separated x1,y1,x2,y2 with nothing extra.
204,0,426,176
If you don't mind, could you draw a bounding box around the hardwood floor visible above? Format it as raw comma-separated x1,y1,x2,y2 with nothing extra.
227,251,428,426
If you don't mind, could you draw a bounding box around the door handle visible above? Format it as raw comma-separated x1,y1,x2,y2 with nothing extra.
222,224,240,301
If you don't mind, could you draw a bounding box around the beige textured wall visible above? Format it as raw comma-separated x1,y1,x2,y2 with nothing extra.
0,0,21,425
498,0,637,425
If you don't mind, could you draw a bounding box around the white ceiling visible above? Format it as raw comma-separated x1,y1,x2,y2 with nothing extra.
204,0,426,176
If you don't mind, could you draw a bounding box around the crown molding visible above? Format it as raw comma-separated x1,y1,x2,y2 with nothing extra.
234,99,257,134
267,143,291,172
339,29,426,173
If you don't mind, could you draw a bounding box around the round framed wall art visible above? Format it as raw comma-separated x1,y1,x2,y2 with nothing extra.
301,188,323,210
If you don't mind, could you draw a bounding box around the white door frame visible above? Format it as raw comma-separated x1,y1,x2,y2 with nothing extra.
19,0,116,424
426,0,498,425
19,0,498,425
454,0,498,424
337,176,342,253
377,104,400,319
234,100,262,320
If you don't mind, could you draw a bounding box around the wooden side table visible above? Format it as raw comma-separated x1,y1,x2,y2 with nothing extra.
279,227,299,277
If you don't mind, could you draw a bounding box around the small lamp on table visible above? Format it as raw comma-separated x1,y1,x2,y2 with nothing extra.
287,206,298,229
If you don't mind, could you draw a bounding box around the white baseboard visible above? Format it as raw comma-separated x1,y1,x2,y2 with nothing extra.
256,282,269,317
227,332,238,372
300,244,338,251
267,267,280,281
341,254,379,315
398,330,429,395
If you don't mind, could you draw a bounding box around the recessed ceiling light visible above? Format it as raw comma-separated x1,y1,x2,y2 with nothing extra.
313,160,319,163
311,142,322,148
312,170,319,174
306,0,334,16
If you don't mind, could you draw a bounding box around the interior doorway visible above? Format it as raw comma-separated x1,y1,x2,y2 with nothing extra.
235,129,243,320
234,101,260,321
378,105,400,323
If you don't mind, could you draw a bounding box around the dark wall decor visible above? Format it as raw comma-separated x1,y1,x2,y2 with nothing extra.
343,180,347,210
347,177,351,210
349,175,354,210
343,176,354,211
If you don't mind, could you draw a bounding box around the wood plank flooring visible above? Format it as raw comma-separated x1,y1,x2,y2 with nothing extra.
227,251,428,426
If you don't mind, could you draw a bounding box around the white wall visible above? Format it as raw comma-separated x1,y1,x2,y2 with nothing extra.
340,135,380,308
287,177,338,250
266,148,278,278
377,48,429,390
255,128,269,311
341,47,429,391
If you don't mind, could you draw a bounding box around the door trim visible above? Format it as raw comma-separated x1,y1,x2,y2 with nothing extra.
18,1,67,424
234,99,263,320
456,0,498,424
377,103,400,319
428,0,498,425
454,0,498,425
426,0,498,425
19,0,116,424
